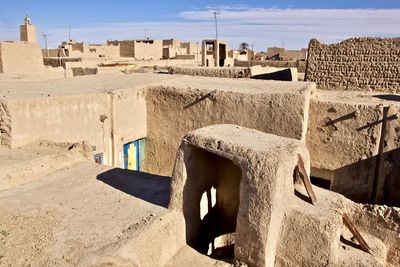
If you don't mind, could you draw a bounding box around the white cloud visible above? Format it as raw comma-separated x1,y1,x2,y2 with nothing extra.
0,7,399,51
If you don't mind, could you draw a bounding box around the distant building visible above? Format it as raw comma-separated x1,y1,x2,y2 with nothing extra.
0,16,44,74
107,40,163,60
229,49,255,61
202,39,230,67
266,47,307,60
19,15,37,44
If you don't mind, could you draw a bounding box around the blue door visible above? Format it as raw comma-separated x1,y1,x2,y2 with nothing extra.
123,138,146,171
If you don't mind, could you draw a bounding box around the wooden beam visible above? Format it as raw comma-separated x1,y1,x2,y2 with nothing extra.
297,154,317,205
342,213,371,254
371,106,389,204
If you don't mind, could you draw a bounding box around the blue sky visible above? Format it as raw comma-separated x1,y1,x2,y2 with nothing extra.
1,1,399,50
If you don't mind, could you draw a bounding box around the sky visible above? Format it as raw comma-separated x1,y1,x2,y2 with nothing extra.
0,0,399,51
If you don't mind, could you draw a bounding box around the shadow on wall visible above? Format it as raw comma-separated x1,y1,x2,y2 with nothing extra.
373,94,400,102
96,168,171,208
332,147,400,207
250,68,294,81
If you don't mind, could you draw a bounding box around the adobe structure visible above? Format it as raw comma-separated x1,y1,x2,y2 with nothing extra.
0,16,44,75
266,47,308,61
202,39,231,67
0,22,400,267
19,15,37,43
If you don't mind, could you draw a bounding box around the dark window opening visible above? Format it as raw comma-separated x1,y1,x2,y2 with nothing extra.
183,145,241,262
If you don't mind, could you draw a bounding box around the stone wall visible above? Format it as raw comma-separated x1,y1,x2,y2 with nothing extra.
0,41,44,74
305,38,400,92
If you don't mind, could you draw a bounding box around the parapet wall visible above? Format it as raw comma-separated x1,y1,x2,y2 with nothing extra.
0,41,44,74
144,77,314,176
169,66,250,78
235,60,306,72
305,38,400,92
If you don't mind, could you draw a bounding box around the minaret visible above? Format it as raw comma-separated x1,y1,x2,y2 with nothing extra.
19,15,37,43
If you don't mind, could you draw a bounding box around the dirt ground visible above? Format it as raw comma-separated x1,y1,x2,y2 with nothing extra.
0,161,170,266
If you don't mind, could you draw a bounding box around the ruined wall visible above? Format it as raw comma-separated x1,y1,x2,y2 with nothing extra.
169,66,250,78
305,38,400,92
0,100,11,147
163,46,187,59
0,42,44,74
266,47,285,59
234,60,307,73
180,42,201,56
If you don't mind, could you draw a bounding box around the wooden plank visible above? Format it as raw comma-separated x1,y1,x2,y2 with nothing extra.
297,154,317,205
342,213,371,254
371,106,389,204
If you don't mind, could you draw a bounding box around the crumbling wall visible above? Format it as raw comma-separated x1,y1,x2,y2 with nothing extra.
169,67,250,78
234,60,306,73
305,38,400,92
0,100,11,147
0,41,44,74
180,42,201,56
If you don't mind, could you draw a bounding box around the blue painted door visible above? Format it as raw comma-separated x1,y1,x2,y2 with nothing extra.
123,138,146,171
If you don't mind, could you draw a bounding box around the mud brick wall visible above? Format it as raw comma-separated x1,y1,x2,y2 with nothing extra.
234,60,306,72
0,41,44,74
305,38,400,92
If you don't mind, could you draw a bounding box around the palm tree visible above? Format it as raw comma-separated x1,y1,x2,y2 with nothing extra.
239,42,249,50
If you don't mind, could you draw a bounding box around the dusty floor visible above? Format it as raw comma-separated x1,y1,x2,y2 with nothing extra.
0,161,170,266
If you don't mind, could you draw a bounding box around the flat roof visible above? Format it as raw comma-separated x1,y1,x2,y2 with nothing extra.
0,72,315,101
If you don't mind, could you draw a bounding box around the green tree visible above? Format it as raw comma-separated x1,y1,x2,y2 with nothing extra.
239,42,249,50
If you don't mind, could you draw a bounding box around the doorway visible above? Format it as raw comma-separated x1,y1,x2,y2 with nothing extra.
123,138,146,171
183,145,241,261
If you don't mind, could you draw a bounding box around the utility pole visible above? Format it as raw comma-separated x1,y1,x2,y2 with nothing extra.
42,33,50,57
144,28,149,39
68,25,71,41
213,11,220,40
196,41,199,65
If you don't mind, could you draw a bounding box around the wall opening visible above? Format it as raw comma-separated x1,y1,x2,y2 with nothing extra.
310,176,331,189
183,145,242,262
219,43,226,67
